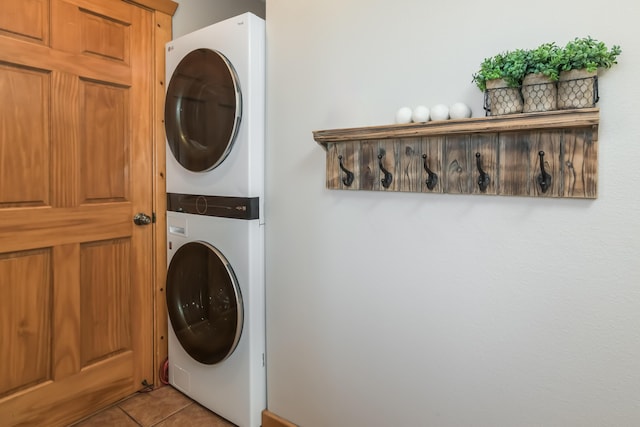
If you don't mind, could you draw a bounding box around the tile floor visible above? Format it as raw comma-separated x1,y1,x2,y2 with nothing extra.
70,385,236,426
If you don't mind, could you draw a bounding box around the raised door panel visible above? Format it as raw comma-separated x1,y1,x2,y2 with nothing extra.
80,239,131,367
52,0,131,64
0,249,52,397
81,11,130,62
0,0,49,43
0,63,50,206
81,80,129,202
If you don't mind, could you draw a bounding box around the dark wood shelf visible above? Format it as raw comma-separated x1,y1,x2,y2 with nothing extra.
313,108,599,147
313,109,599,199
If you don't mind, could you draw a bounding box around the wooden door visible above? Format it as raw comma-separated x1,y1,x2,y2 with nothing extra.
0,0,154,425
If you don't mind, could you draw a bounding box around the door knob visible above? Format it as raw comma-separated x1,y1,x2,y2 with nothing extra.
133,213,152,226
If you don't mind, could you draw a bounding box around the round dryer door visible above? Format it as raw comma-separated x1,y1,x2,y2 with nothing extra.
165,48,242,172
166,241,243,365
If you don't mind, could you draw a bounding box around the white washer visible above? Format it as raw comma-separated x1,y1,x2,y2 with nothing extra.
165,12,265,210
166,204,265,427
164,12,266,427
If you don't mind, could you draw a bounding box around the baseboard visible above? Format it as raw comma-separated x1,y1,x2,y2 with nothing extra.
262,409,298,427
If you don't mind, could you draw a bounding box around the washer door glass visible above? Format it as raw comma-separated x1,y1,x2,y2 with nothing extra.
166,241,243,365
165,48,242,172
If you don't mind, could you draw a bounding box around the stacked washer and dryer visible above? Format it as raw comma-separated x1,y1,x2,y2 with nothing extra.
163,13,265,427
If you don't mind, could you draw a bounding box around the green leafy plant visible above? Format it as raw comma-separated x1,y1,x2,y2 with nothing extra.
554,36,622,72
472,49,528,91
525,42,561,81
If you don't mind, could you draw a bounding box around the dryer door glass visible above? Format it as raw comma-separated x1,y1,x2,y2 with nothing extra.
166,241,244,365
165,48,242,172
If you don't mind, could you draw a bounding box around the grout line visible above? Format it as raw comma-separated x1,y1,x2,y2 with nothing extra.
147,402,196,427
117,406,143,426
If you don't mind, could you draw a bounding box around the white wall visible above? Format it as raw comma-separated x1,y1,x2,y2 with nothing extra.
265,1,640,426
172,0,265,38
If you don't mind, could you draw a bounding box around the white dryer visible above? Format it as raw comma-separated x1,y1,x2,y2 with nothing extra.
164,12,266,427
165,12,265,205
166,199,265,427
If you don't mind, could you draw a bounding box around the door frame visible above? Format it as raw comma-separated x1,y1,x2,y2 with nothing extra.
126,0,177,388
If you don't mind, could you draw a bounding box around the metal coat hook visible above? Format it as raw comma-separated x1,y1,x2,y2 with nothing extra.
422,154,438,190
537,150,552,193
337,155,354,187
377,153,393,188
475,152,490,192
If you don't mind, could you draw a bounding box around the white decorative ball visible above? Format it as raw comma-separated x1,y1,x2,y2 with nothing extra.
395,107,413,124
430,104,450,121
411,105,430,123
449,102,472,119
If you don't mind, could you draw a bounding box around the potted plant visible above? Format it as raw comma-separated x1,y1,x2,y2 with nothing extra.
555,36,622,109
521,42,560,112
472,49,528,115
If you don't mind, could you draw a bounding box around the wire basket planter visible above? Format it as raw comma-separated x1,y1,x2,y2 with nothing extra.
484,76,598,116
557,75,599,110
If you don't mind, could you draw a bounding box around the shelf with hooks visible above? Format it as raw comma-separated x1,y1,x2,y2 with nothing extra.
313,108,599,199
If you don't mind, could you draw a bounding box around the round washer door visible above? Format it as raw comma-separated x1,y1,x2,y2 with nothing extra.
166,241,243,365
165,48,242,172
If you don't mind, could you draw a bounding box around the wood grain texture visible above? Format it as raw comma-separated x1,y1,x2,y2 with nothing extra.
528,131,562,197
563,128,598,198
398,138,422,193
0,63,50,207
262,410,298,427
80,239,132,366
128,1,155,390
152,8,173,389
326,141,360,190
315,111,599,199
51,72,80,207
0,0,157,424
81,9,130,62
359,140,378,191
499,132,532,196
421,137,444,193
444,135,471,194
52,244,81,381
471,133,499,195
0,352,135,426
0,0,49,43
0,204,133,253
378,141,399,192
314,108,599,147
0,35,131,86
81,80,129,202
126,0,178,16
0,249,52,396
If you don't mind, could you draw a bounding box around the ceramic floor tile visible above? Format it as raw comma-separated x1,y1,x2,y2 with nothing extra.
118,385,193,427
71,406,139,427
154,403,236,427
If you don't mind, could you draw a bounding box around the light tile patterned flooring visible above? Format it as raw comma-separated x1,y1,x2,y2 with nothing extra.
70,385,236,426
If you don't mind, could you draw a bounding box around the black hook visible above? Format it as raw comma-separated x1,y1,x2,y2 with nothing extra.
378,153,393,188
537,150,552,193
422,154,438,190
337,155,354,187
475,152,490,192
